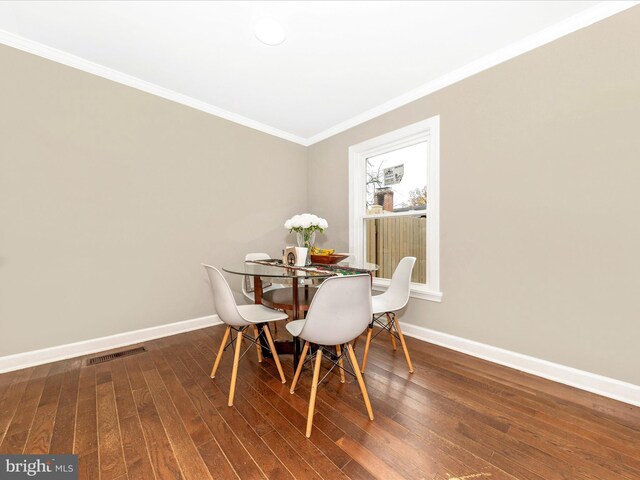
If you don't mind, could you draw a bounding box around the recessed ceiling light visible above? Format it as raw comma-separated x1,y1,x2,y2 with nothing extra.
255,18,286,46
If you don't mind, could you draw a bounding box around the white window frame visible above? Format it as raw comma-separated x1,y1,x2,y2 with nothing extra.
348,116,442,302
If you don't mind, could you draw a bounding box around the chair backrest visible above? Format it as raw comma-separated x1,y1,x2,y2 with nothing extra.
299,274,372,346
245,252,270,261
202,264,249,327
383,256,416,311
243,253,271,295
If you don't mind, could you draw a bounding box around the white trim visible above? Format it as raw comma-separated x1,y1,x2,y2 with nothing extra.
1,2,636,147
372,280,442,302
0,29,308,146
399,321,640,408
0,314,222,374
363,209,426,220
426,117,440,296
349,116,441,300
306,1,640,145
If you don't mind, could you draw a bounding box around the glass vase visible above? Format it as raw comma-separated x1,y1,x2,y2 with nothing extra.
296,230,316,248
296,230,315,265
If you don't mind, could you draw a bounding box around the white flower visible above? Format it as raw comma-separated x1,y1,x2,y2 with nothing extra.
284,213,328,231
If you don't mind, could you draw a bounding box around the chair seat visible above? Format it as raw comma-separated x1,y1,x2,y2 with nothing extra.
285,319,305,337
372,294,401,315
237,304,288,323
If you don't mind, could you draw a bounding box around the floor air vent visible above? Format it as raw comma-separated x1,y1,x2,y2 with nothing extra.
86,346,146,365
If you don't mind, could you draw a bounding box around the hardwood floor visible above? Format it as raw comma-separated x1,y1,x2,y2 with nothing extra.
1,324,639,479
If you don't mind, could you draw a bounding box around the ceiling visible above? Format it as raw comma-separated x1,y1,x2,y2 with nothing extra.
0,1,634,145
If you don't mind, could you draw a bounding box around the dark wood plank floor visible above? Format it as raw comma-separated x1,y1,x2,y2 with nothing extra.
1,324,639,479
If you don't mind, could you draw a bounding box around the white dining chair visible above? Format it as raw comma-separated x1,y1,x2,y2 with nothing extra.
241,252,287,303
203,264,287,407
242,252,289,338
286,274,374,437
360,256,416,374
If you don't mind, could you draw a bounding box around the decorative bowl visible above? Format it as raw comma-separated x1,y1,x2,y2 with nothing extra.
310,253,349,265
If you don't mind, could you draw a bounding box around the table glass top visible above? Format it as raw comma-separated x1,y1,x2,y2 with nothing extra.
222,259,377,278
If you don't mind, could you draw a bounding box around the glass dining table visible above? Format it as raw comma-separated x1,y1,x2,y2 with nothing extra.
222,259,377,367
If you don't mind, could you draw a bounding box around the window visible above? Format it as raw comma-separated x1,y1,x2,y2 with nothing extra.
349,116,441,301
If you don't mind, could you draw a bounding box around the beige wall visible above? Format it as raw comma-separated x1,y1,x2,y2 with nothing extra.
308,8,640,385
0,45,307,357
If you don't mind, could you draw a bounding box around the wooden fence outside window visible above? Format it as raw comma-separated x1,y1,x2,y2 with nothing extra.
365,215,427,283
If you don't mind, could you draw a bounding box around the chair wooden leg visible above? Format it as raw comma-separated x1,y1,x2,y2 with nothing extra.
336,344,345,383
386,313,397,351
253,325,263,363
306,347,323,438
263,325,286,384
290,341,309,394
210,325,230,378
393,314,414,373
352,335,359,350
228,327,244,407
347,343,374,421
361,325,373,373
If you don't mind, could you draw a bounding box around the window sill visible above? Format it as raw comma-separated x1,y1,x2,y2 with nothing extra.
372,279,443,303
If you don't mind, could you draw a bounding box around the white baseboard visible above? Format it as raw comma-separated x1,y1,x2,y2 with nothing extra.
3,314,638,407
399,322,640,408
0,314,222,374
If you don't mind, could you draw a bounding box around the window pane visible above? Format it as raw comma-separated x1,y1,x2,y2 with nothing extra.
365,141,427,215
365,215,426,283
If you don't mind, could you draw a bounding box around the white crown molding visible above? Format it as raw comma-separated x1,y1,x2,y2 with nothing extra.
399,321,640,408
1,2,637,147
0,314,222,374
0,29,309,146
305,1,640,145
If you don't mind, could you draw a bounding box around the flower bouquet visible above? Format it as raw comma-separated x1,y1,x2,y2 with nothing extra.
284,213,328,249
